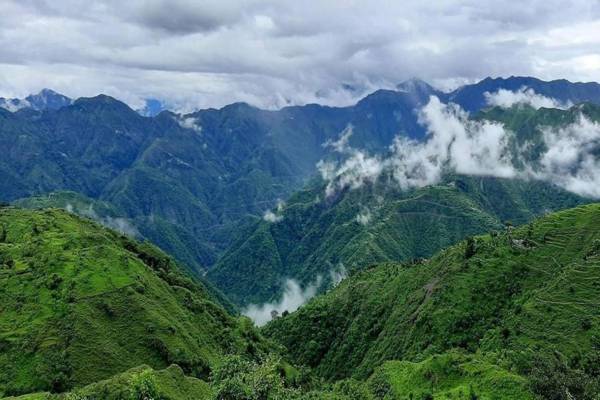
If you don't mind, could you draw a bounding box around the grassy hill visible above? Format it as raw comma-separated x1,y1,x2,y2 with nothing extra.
3,365,212,400
209,174,587,306
11,191,237,313
0,206,266,397
265,203,600,399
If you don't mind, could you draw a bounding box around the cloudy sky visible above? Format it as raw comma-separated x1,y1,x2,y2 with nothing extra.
1,0,600,111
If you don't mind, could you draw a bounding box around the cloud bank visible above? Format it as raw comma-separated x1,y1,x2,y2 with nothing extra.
1,1,600,110
319,96,600,199
534,116,600,197
485,87,572,109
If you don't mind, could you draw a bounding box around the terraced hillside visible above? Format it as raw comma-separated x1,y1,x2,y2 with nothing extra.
265,203,600,399
0,207,266,397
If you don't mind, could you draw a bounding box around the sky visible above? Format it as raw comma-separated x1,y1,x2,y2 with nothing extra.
1,0,600,111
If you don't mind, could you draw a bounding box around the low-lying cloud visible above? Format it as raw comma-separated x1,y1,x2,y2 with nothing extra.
534,115,600,197
243,263,349,326
175,115,202,133
263,199,285,223
356,206,373,225
485,87,571,110
243,277,321,326
329,263,348,287
66,203,139,237
318,96,600,199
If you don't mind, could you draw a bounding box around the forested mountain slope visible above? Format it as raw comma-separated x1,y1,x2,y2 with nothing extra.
208,101,600,306
209,175,587,306
265,203,600,399
2,77,599,281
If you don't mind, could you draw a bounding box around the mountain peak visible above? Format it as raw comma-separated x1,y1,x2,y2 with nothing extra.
397,77,435,92
25,88,72,111
396,78,445,105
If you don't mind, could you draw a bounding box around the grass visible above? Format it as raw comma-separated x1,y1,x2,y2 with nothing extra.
370,351,534,399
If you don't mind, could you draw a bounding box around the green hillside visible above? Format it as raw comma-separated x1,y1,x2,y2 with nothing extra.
3,365,212,400
367,351,535,400
0,206,266,397
265,203,600,399
209,175,587,306
12,191,237,313
208,102,600,307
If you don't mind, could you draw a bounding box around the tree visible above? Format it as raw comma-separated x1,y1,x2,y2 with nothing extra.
464,237,476,259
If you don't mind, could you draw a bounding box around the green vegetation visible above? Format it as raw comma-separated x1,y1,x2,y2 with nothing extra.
209,101,600,307
3,91,600,399
210,174,587,305
369,351,534,399
4,201,600,399
13,191,237,313
265,203,600,398
0,92,415,277
3,364,211,400
0,207,266,397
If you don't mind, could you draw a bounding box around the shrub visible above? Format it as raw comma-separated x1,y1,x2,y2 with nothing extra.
46,273,63,290
464,237,476,259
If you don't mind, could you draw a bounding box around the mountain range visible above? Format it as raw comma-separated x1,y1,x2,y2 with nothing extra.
2,77,599,281
2,75,600,399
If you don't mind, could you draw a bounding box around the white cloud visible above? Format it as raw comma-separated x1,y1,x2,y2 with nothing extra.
320,96,516,194
262,199,285,223
329,263,348,287
243,277,322,326
243,262,348,325
263,210,283,223
356,206,372,225
485,87,571,109
533,115,600,197
175,115,202,133
319,128,385,197
1,1,600,109
318,96,600,199
324,124,354,153
67,203,139,237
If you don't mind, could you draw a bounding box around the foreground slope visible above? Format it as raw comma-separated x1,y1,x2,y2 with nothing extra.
265,203,600,398
0,207,265,397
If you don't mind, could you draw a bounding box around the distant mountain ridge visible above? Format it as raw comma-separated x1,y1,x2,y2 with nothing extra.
4,75,600,115
2,76,600,289
0,89,72,112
